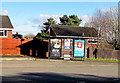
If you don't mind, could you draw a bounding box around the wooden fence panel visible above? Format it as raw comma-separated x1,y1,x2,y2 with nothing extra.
88,47,120,60
0,38,32,55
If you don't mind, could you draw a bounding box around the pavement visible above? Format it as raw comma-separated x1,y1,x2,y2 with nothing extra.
0,55,119,64
0,56,120,83
0,55,36,61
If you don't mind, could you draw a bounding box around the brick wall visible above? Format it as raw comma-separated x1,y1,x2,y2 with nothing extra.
85,39,97,58
7,30,12,38
0,38,32,55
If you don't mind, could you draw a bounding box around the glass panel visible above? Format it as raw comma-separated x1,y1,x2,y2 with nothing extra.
0,30,7,36
74,40,85,57
0,32,3,36
50,39,62,58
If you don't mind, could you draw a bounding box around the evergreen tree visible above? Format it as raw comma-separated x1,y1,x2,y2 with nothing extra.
60,15,82,26
43,17,56,26
43,17,57,33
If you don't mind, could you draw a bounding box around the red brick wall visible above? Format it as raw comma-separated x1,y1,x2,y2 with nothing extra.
7,30,12,38
84,39,97,58
0,38,32,55
85,39,97,48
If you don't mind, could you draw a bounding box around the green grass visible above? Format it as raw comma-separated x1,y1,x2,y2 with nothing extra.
86,58,120,62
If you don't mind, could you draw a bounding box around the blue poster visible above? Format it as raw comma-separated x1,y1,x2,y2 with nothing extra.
74,40,85,57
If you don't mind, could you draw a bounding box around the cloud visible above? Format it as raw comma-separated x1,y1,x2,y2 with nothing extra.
31,17,41,24
38,14,92,26
12,22,18,27
2,10,8,15
79,15,92,26
32,24,40,27
13,26,40,36
27,14,92,29
24,21,32,25
14,14,93,36
39,14,62,24
30,14,63,26
24,20,40,28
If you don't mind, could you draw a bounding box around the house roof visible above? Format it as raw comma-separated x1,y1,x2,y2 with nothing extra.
12,32,23,39
50,25,98,37
0,15,13,28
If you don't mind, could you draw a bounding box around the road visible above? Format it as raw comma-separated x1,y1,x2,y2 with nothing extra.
1,59,120,83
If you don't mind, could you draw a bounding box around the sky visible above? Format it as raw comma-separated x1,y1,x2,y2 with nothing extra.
1,1,118,36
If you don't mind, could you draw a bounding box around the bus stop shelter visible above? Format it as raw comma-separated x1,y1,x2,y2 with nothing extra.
44,36,94,60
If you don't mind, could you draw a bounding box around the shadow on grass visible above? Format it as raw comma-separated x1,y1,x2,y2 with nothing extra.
2,72,120,83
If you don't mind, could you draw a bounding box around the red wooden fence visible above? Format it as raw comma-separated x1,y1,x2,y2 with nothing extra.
0,38,32,55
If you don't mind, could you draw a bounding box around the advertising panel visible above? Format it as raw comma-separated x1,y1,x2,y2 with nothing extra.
74,40,85,57
50,39,61,57
64,39,71,49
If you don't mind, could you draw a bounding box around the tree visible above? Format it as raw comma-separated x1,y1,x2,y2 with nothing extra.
43,17,57,26
68,15,82,26
60,15,82,26
84,7,119,49
43,17,57,33
34,32,49,40
59,15,69,25
24,33,35,39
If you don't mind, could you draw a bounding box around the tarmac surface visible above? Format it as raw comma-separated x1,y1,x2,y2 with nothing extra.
0,56,120,83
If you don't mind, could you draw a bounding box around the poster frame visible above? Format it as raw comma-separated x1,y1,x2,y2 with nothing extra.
73,39,85,58
49,38,62,58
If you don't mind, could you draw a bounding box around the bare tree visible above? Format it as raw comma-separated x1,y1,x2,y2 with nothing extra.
24,33,35,39
84,7,119,49
118,2,120,45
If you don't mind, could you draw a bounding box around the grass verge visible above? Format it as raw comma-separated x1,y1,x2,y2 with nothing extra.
86,58,120,62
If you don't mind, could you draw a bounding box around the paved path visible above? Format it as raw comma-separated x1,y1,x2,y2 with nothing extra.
1,60,120,83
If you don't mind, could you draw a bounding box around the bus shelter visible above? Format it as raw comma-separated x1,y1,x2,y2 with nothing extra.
47,36,88,60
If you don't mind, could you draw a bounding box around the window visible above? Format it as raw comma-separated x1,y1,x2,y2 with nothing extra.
88,39,98,44
0,30,7,37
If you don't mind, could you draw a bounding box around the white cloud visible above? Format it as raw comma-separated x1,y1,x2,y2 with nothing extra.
19,14,63,35
13,25,40,36
31,14,92,27
2,10,8,15
18,14,92,35
39,14,92,27
24,21,32,25
12,22,18,27
32,24,40,27
27,14,63,28
39,14,62,24
79,15,92,26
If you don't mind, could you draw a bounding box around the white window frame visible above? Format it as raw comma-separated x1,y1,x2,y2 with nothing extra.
0,30,8,37
88,39,98,44
0,28,13,37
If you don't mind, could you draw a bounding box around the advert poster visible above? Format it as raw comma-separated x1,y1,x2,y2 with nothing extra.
74,40,85,57
50,39,61,57
64,39,71,49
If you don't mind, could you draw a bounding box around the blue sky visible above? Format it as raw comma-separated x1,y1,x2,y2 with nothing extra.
1,2,118,35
